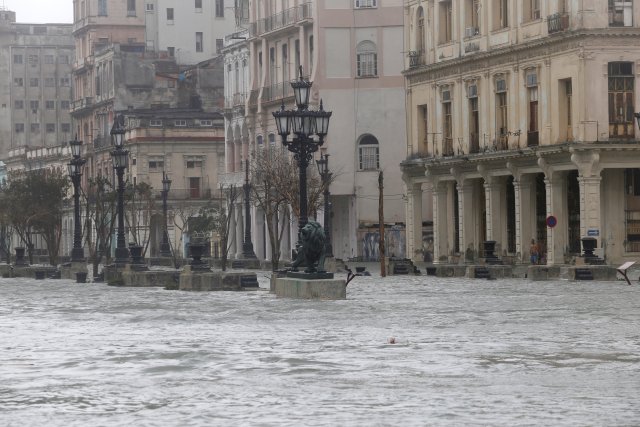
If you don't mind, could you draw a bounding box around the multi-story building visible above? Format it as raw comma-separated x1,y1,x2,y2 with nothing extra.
402,0,640,266
223,0,407,262
0,8,74,158
144,0,237,65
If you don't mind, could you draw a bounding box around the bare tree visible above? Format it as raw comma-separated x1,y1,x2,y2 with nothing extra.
84,176,116,278
214,184,239,271
125,182,156,255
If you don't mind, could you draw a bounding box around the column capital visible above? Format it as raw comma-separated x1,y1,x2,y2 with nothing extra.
570,149,602,178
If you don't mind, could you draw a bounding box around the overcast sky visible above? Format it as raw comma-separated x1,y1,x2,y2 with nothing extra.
2,0,72,24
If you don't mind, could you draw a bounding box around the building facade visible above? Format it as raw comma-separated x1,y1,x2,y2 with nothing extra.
0,8,74,158
144,0,237,65
402,0,640,265
223,0,407,263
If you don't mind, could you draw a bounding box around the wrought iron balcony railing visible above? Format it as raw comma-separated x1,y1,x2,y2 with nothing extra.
249,2,312,37
547,13,569,34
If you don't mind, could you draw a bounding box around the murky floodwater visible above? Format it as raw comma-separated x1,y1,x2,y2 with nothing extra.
1,273,639,426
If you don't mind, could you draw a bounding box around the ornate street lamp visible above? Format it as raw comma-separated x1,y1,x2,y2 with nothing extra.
242,159,257,259
110,114,130,264
67,136,86,261
273,66,332,247
315,153,333,257
160,171,172,257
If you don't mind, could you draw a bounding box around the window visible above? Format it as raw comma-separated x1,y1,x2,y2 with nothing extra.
354,0,377,8
215,0,224,17
496,77,509,149
150,119,162,126
526,70,539,146
294,39,301,71
200,120,213,126
46,123,56,133
175,119,187,127
98,0,107,16
358,134,380,170
356,40,377,77
167,47,175,57
196,32,203,52
468,84,479,153
148,160,164,170
30,100,39,110
187,160,203,168
442,88,453,156
62,123,71,133
61,100,70,110
33,26,47,34
127,0,136,16
166,8,174,21
28,55,38,65
31,123,40,133
189,177,201,198
146,3,154,12
419,104,429,153
495,0,508,29
44,55,54,64
609,0,632,26
439,0,452,43
309,35,314,72
524,0,540,21
60,55,69,64
14,78,23,86
45,77,55,87
282,43,289,83
14,100,24,109
15,123,24,133
60,78,70,86
14,54,23,64
464,0,480,36
608,61,635,138
417,7,425,54
195,0,203,11
46,100,55,109
216,39,223,53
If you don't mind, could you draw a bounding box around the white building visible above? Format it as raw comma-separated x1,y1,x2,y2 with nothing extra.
222,0,407,263
144,0,237,65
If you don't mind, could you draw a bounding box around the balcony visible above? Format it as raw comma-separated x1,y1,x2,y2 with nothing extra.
407,51,425,68
547,13,569,34
249,2,312,38
70,97,93,113
262,82,294,103
224,93,247,109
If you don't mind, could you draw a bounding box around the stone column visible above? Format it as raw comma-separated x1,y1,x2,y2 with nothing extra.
405,180,424,263
432,181,448,263
228,207,236,258
457,181,475,258
544,172,568,265
516,175,535,263
571,150,603,249
235,204,244,259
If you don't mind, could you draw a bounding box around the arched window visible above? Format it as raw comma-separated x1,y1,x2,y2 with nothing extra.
356,41,377,77
358,134,379,170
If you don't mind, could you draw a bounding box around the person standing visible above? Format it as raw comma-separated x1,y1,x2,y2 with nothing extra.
530,239,539,264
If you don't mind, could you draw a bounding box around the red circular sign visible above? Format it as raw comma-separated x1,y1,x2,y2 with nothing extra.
546,215,557,228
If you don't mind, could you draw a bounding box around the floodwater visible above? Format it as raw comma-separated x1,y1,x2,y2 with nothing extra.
1,273,639,426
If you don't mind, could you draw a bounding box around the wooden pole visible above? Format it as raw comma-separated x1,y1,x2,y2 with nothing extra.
379,170,386,277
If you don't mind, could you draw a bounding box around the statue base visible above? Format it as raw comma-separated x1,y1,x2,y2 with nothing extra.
286,271,334,280
273,276,346,300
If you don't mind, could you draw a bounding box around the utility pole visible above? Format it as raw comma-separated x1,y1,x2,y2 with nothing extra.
378,170,385,277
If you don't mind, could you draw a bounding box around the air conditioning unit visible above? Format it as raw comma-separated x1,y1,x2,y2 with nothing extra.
465,27,478,38
468,84,478,98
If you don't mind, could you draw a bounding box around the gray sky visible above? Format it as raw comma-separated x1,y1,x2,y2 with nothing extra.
2,0,72,24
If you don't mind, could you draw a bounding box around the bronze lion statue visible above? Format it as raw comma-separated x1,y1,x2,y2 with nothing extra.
291,221,326,273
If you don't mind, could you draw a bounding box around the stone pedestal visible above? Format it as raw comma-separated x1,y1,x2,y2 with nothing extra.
61,261,88,280
273,276,346,300
179,266,259,291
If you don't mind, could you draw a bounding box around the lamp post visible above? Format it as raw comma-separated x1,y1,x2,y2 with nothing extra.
110,114,130,264
160,171,172,257
67,137,86,261
315,153,333,257
242,159,257,259
273,66,332,246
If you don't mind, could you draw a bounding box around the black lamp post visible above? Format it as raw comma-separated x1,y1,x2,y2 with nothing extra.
273,66,332,246
160,171,172,257
67,136,86,261
315,153,333,257
242,159,257,259
110,114,130,264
